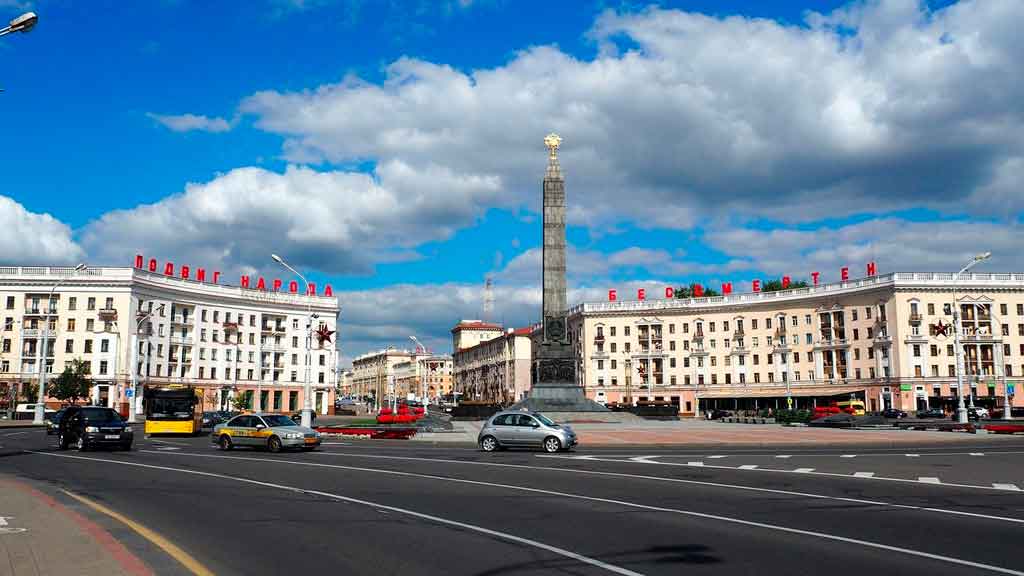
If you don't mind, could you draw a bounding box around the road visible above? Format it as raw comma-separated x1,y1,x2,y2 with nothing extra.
3,428,1024,575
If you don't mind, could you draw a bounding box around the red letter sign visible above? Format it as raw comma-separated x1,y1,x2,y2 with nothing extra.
289,281,298,293
307,282,317,296
213,271,221,284
273,279,282,292
693,284,704,297
812,271,820,286
721,282,733,295
196,268,206,282
256,277,266,291
180,265,190,280
752,279,761,293
324,284,333,297
163,262,174,276
782,276,790,289
638,288,646,301
867,261,877,276
664,286,674,299
841,267,849,282
134,254,144,269
241,275,250,289
148,258,158,272
608,289,617,301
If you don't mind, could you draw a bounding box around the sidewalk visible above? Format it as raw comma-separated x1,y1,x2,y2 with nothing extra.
409,419,1024,446
0,475,153,576
0,420,43,429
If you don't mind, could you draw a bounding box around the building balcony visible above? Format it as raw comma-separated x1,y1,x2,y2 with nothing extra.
903,332,928,343
813,338,850,350
23,307,57,316
98,308,118,321
261,324,286,333
733,329,745,339
170,335,193,345
689,348,709,357
170,315,194,325
909,313,923,325
873,334,893,346
729,346,749,355
20,328,56,338
590,351,609,359
691,333,704,344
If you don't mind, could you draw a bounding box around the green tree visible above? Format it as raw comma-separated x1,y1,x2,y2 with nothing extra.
673,283,721,299
230,390,253,411
47,359,92,405
761,278,811,292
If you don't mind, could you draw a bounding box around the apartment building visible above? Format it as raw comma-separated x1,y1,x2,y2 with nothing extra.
0,265,339,416
565,272,1024,415
453,327,533,404
393,355,453,400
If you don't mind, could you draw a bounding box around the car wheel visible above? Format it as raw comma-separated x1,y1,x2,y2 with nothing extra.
479,435,499,452
218,435,233,451
57,433,68,450
543,436,561,453
76,435,87,452
267,436,282,453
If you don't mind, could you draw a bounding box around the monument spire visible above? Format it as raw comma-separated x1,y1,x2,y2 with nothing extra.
542,133,567,326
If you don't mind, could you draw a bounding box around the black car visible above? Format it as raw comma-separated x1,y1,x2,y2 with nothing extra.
880,408,907,419
57,406,134,451
915,408,947,419
201,411,230,428
45,407,68,435
950,408,985,421
290,411,317,424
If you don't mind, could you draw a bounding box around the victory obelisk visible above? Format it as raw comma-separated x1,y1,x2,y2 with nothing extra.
512,134,609,414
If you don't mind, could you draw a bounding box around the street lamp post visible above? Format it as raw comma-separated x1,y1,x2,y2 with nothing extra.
34,264,87,425
128,303,164,423
271,254,314,428
953,252,991,424
0,12,37,38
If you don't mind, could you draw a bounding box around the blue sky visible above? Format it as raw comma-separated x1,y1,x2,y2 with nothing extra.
1,0,1020,362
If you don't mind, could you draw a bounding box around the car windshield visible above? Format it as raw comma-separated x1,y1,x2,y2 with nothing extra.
81,408,121,422
533,413,556,426
262,415,297,427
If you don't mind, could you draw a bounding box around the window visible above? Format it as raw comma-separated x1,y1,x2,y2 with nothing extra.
805,333,812,345
710,356,717,367
768,353,774,364
100,339,109,353
709,322,715,332
66,318,75,331
213,311,220,323
3,317,11,331
625,343,631,353
867,347,874,359
1019,304,1024,315
1003,325,1010,336
683,357,690,368
3,296,12,310
752,319,758,330
752,337,759,346
319,354,325,366
104,297,113,310
754,373,760,383
611,360,617,369
293,319,299,330
723,321,729,331
753,354,759,365
930,344,938,356
853,348,860,360
87,297,96,311
1001,304,1008,316
213,331,219,343
669,341,676,351
211,349,218,361
292,336,299,348
914,365,922,377
99,360,108,375
200,329,207,342
852,310,858,321
943,303,952,315
710,339,716,349
725,373,731,384
912,344,921,357
0,339,8,353
1019,324,1024,337
199,367,205,379
597,360,604,370
291,371,298,382
65,339,73,353
804,314,811,325
199,349,206,360
948,344,955,356
948,364,956,377
669,358,676,368
852,328,859,340
610,327,616,336
211,367,217,379
794,351,800,363
292,354,298,365
669,324,675,334
84,339,93,353
1007,365,1014,377
739,373,746,384
931,365,939,377
86,319,94,331
711,374,718,385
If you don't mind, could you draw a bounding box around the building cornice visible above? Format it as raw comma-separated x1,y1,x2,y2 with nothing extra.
568,272,1024,319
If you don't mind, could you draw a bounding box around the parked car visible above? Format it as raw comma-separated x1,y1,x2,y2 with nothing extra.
13,403,56,421
201,411,228,429
56,406,133,451
709,409,731,420
290,411,317,424
951,407,989,421
880,408,908,419
478,410,577,453
916,408,947,419
45,407,68,435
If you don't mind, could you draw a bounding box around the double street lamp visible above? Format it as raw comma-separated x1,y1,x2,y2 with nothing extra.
271,254,315,428
0,12,37,38
953,252,991,424
34,263,87,425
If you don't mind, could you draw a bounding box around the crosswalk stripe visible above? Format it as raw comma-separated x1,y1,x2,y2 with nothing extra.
992,483,1021,491
738,465,758,470
794,468,815,473
853,472,875,478
918,477,941,484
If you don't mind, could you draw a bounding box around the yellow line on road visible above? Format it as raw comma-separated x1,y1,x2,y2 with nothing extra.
61,489,215,576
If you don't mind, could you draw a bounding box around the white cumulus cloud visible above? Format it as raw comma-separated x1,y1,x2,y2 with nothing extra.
0,196,84,265
147,113,233,133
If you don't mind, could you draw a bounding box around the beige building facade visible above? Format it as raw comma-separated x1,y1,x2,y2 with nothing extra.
453,327,533,404
566,272,1024,415
351,349,415,403
451,320,503,352
0,265,340,416
393,355,453,401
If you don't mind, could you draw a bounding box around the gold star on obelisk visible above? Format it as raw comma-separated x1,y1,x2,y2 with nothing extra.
544,133,562,159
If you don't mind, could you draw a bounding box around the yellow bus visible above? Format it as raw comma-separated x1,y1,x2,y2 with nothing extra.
837,400,866,416
144,386,202,435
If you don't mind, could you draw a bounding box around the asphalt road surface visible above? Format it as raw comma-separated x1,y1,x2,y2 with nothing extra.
3,428,1024,576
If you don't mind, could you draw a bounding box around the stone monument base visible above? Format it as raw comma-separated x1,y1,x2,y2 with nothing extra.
510,385,611,413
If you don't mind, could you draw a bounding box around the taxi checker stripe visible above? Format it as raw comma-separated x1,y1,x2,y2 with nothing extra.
24,451,641,576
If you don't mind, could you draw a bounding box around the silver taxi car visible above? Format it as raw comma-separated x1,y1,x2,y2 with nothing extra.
212,413,321,452
478,410,577,453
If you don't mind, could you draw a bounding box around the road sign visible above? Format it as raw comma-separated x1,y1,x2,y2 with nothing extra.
126,388,134,398
900,384,913,391
786,397,793,408
1008,384,1015,396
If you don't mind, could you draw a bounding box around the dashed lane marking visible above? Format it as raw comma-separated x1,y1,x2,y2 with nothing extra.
708,455,727,459
687,461,704,467
112,450,1024,576
532,454,1024,493
739,465,759,470
840,455,856,458
775,455,792,459
627,456,658,463
794,468,815,473
970,453,985,456
992,484,1021,491
919,477,941,484
854,472,876,478
906,454,921,458
31,452,643,576
0,516,27,535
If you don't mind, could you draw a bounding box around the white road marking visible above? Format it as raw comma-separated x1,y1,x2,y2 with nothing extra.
236,450,1024,526
708,455,727,459
794,468,815,473
906,454,921,458
970,453,985,456
854,472,875,478
0,431,29,437
687,461,704,467
775,455,792,459
99,450,1024,576
739,465,759,470
992,484,1021,491
0,517,26,534
532,454,1024,494
149,439,189,446
26,452,643,576
627,456,658,463
919,477,941,484
320,442,353,446
840,455,856,458
154,447,181,451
